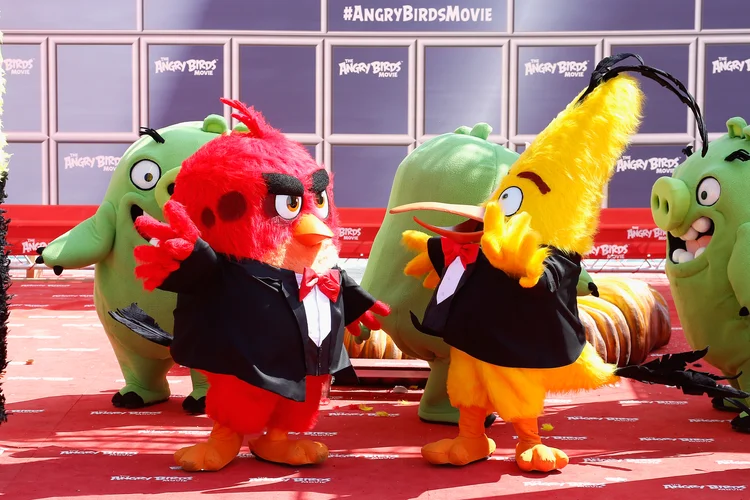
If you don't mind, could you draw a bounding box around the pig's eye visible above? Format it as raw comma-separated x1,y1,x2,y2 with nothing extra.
696,177,720,206
130,160,161,190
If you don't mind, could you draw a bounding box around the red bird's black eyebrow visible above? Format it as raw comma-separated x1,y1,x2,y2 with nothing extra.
262,173,304,196
311,169,329,193
517,171,551,194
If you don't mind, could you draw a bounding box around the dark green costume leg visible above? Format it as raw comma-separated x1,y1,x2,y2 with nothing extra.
183,369,209,414
106,329,172,408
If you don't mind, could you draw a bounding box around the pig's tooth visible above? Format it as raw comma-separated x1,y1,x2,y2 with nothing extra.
692,217,711,233
677,251,695,264
680,227,699,241
149,238,160,247
695,247,706,258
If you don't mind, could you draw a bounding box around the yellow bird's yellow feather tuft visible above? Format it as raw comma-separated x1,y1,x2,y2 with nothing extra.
490,75,644,256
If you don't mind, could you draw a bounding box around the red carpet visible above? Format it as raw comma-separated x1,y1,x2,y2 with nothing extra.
1,274,750,499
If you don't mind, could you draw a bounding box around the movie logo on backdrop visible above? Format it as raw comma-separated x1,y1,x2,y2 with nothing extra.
711,56,750,74
626,226,667,241
328,0,506,31
2,57,34,76
339,227,363,241
153,57,218,77
616,155,681,175
63,153,121,172
524,59,589,78
342,5,494,24
339,59,403,78
21,238,47,255
587,244,630,260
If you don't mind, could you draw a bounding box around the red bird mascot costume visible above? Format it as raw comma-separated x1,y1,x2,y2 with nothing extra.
109,98,390,472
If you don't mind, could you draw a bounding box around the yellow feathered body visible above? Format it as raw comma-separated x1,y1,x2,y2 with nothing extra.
448,344,617,421
450,74,644,419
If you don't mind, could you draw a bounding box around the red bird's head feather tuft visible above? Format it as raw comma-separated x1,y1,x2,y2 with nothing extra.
171,99,340,268
219,98,274,139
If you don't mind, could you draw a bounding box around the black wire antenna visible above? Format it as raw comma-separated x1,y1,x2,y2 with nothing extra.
576,53,708,157
139,126,166,144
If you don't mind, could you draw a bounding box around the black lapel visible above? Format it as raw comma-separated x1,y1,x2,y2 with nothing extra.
328,292,344,365
453,260,478,296
239,258,309,342
280,274,310,345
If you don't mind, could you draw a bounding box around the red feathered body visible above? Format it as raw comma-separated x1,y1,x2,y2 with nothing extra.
203,372,329,434
168,102,342,434
131,98,389,470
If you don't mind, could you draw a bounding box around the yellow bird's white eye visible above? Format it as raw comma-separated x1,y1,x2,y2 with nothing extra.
275,195,302,220
313,191,329,219
499,186,523,216
696,177,720,206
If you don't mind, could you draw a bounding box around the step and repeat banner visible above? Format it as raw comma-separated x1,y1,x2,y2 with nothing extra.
1,0,749,213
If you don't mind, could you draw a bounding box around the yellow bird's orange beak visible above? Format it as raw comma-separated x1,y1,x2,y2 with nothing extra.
390,201,486,244
294,214,334,247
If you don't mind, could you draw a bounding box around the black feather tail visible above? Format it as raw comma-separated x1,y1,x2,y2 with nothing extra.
576,53,708,157
615,347,750,400
108,304,173,347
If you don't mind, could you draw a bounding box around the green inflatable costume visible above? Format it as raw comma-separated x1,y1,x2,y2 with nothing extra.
37,116,231,413
361,124,567,425
651,117,750,432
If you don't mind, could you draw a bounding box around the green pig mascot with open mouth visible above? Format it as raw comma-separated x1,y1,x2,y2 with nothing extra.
651,117,750,432
37,115,232,413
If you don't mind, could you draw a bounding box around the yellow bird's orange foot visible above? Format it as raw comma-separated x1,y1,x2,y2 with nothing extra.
421,435,497,466
250,431,329,466
174,422,244,472
515,443,569,472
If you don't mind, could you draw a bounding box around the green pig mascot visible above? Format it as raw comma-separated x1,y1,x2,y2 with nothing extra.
651,117,750,432
358,124,517,425
37,116,231,413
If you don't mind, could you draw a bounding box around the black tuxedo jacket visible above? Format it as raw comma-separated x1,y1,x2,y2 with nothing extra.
158,239,376,402
411,237,586,369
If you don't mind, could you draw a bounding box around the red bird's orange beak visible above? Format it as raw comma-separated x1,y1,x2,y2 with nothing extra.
294,214,334,246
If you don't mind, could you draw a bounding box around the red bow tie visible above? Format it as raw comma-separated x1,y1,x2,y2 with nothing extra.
299,267,341,302
441,238,480,269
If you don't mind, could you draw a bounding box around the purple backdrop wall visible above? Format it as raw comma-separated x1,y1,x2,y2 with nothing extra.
1,0,748,208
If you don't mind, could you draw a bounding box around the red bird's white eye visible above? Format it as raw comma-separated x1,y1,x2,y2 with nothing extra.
314,191,329,219
275,194,302,220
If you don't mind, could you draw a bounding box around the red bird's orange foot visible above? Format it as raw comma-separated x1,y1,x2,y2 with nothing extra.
174,422,244,472
515,443,569,472
421,435,496,466
174,441,241,472
249,432,329,466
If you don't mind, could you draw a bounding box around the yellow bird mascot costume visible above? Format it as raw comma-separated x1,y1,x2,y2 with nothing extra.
391,54,747,473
